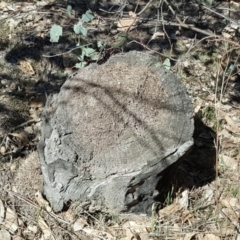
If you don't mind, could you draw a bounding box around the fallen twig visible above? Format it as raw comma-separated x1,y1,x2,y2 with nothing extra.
164,0,217,37
10,119,41,132
127,39,177,61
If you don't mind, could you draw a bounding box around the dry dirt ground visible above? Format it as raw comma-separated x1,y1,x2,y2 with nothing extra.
0,0,240,239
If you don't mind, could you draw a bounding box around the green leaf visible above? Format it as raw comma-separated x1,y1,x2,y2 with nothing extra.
97,40,103,48
78,55,84,62
110,32,128,49
90,52,100,61
74,20,83,34
73,20,88,36
74,21,82,33
51,72,68,79
66,5,72,15
202,0,212,7
50,25,62,43
227,63,234,72
80,27,88,36
163,58,171,71
82,10,94,23
83,47,96,57
75,62,86,68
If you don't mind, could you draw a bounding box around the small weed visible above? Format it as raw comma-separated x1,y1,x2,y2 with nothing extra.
203,106,216,122
164,186,174,206
151,202,157,232
0,20,10,50
219,155,228,174
50,9,104,69
202,106,222,130
199,53,211,62
232,186,239,198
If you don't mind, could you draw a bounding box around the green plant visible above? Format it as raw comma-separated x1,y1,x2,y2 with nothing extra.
50,24,62,43
232,186,239,198
202,106,223,130
50,9,103,68
163,58,171,70
0,19,10,50
202,106,216,122
219,155,229,174
151,202,157,232
164,186,174,206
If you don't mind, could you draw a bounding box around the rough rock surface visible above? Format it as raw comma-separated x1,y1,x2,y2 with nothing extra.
38,51,194,214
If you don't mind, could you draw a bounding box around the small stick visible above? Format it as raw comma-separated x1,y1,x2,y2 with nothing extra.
10,119,41,132
137,0,154,16
164,0,217,37
127,40,177,61
42,44,91,58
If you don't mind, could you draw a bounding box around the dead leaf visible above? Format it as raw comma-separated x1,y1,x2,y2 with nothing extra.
217,226,235,236
0,146,6,155
0,229,11,240
219,207,239,228
28,225,38,234
12,236,25,240
158,200,181,216
35,191,52,212
178,189,189,209
3,207,19,234
178,232,196,240
29,108,41,121
9,132,29,147
182,213,193,224
10,163,17,172
194,101,202,113
0,199,5,224
222,31,233,39
220,54,230,69
124,230,141,240
219,154,238,170
19,60,35,75
218,129,232,138
158,190,189,216
6,18,21,31
203,233,220,240
230,1,240,7
128,11,136,17
236,234,240,240
225,115,240,133
0,1,7,9
29,96,45,109
117,11,138,32
83,227,115,240
23,224,38,239
38,216,55,240
36,1,48,6
220,197,239,208
62,209,76,223
29,96,45,120
73,218,88,232
150,31,165,41
202,186,214,206
121,221,143,240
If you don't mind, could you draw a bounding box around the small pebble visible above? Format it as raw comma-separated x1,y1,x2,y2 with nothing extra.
1,79,7,86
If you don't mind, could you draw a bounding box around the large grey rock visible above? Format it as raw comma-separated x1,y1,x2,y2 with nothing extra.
38,51,194,214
